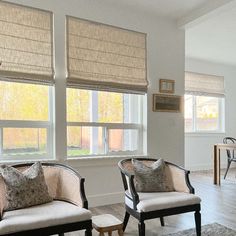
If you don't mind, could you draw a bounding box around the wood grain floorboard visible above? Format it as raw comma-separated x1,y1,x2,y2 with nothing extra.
66,168,236,235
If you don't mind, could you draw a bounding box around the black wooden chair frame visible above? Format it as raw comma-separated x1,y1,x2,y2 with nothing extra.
118,158,201,236
0,162,93,236
223,137,236,179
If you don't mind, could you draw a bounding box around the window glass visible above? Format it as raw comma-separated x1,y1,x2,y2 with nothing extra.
98,91,123,123
196,96,219,131
66,88,143,156
108,129,139,153
67,88,90,122
184,94,223,132
2,128,47,156
0,81,49,121
67,126,104,157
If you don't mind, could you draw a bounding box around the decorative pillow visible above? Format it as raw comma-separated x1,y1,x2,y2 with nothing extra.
132,158,174,192
0,162,53,211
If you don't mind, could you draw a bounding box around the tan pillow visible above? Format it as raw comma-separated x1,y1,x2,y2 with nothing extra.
0,162,53,211
132,158,174,192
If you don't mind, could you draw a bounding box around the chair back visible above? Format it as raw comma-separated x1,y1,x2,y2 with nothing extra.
223,137,236,159
118,158,175,192
0,163,85,215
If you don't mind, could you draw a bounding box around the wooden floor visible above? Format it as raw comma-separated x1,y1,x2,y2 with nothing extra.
67,168,236,235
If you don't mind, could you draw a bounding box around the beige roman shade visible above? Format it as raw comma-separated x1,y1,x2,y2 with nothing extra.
0,2,54,84
66,16,148,94
185,72,225,97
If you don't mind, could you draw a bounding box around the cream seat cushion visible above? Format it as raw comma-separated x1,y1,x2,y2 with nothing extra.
125,191,201,212
0,200,92,235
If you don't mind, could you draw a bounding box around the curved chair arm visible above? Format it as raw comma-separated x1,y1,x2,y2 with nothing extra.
120,169,140,210
41,163,89,209
166,162,194,194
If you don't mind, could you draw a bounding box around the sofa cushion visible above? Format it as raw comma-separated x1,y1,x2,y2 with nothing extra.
125,191,201,212
132,158,174,192
0,162,52,211
0,200,92,235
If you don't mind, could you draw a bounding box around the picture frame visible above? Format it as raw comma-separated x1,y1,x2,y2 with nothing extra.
159,79,175,94
153,94,182,112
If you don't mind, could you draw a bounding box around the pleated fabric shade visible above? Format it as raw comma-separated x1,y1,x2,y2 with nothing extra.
66,16,148,94
185,72,225,97
0,1,54,84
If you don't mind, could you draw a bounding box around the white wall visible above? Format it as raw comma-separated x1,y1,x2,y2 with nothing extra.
185,58,236,170
6,0,185,206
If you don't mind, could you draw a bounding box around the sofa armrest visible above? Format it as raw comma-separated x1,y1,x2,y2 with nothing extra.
42,164,88,209
55,166,88,209
166,162,194,194
120,170,140,210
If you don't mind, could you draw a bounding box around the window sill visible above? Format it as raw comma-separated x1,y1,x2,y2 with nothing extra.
66,154,147,167
185,132,226,137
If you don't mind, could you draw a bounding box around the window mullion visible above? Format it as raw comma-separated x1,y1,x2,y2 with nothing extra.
193,96,197,132
0,128,3,157
104,127,108,155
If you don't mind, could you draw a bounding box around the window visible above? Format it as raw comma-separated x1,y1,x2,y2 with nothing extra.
185,95,224,133
0,81,53,159
66,17,147,157
185,72,225,133
0,2,54,160
67,89,143,157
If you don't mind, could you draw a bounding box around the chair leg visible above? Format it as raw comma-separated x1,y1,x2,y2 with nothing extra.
160,217,165,226
85,228,92,236
138,221,145,236
194,210,201,236
58,234,64,236
123,211,130,231
224,160,232,179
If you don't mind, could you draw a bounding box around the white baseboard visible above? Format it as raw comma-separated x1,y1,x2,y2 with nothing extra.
87,191,124,208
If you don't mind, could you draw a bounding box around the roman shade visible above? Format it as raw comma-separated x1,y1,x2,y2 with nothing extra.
185,72,225,97
0,2,54,84
66,16,148,94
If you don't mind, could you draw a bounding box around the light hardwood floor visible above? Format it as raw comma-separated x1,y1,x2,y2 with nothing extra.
68,168,236,235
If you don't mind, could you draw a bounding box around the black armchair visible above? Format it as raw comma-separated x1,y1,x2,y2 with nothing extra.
118,158,201,236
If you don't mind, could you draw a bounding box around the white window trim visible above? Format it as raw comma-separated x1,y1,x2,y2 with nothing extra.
185,94,225,134
0,87,54,160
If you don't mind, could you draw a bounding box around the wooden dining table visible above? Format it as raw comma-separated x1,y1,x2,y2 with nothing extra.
213,143,236,185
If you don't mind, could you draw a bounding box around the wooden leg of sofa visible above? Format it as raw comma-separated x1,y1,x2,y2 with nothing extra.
138,221,145,236
123,211,130,231
194,210,201,236
85,228,92,236
160,217,165,226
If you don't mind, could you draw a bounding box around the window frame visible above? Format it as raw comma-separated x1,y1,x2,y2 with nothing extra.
0,85,54,160
66,90,144,158
184,94,225,134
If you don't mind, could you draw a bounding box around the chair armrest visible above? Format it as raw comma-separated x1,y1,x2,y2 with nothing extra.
58,166,88,209
0,203,2,221
43,164,89,209
166,162,194,194
120,170,140,210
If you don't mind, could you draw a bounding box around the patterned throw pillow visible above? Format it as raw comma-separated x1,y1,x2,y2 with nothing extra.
0,162,53,211
132,158,174,192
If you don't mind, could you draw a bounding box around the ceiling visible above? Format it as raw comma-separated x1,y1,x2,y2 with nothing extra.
186,2,236,66
101,0,210,19
101,0,236,66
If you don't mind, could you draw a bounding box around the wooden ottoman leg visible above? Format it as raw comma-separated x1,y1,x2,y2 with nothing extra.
118,229,124,236
108,232,112,236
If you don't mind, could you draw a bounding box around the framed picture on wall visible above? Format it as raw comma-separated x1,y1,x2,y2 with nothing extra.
159,79,175,93
153,94,182,112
